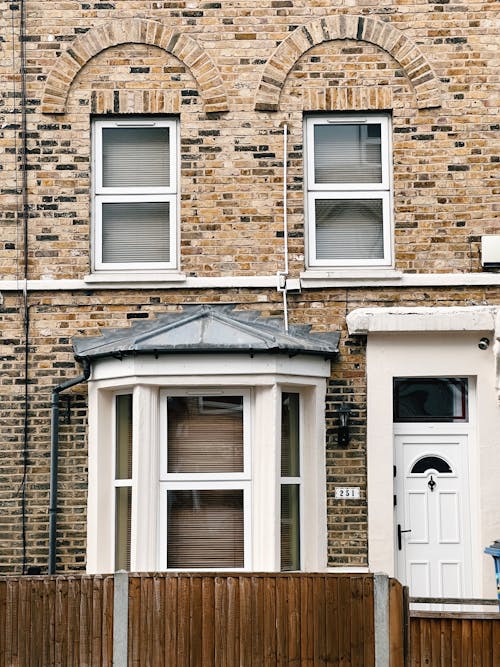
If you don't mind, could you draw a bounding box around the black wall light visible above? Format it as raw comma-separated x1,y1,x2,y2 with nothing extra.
338,403,351,447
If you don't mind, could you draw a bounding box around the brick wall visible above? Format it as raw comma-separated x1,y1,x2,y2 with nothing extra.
0,0,497,573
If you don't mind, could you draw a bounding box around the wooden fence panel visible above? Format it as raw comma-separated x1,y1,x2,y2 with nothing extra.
126,573,378,666
410,612,500,666
0,575,114,667
1,572,401,666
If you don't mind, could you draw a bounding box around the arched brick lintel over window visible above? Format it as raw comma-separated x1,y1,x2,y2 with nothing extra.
254,14,443,112
41,19,229,115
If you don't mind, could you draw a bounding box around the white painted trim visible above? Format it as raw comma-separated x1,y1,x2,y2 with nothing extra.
301,272,500,288
347,306,497,334
1,272,499,292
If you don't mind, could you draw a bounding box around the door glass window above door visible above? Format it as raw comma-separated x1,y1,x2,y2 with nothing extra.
393,377,468,422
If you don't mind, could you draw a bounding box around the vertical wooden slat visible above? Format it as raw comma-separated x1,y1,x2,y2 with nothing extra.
350,576,365,666
325,574,339,665
300,575,314,666
139,575,153,666
214,576,228,667
6,579,18,666
389,579,404,667
275,575,288,665
338,576,352,666
189,576,203,667
164,575,178,666
226,576,240,667
201,576,215,667
18,577,30,666
177,575,190,667
263,576,277,665
102,575,114,667
128,575,141,666
251,576,264,666
151,575,164,666
66,577,78,667
239,575,252,665
492,616,500,667
363,576,376,667
312,575,326,665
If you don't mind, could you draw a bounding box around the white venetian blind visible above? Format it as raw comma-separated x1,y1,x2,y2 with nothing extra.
101,202,170,263
166,489,244,568
102,127,171,188
167,396,244,473
314,124,382,184
315,198,384,260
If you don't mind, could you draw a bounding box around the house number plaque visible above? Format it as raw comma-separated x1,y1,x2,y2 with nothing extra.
335,487,360,499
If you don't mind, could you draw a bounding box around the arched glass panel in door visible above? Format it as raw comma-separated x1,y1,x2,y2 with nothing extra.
410,456,452,475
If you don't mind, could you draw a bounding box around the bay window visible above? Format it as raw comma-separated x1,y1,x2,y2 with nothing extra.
86,356,329,574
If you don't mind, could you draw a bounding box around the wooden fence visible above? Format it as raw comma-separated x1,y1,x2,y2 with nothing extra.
0,572,405,666
410,611,500,666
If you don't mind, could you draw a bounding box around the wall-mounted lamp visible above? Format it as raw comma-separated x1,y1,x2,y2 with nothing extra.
338,403,351,447
478,337,490,350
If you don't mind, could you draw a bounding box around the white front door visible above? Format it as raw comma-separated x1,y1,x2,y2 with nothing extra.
395,430,472,598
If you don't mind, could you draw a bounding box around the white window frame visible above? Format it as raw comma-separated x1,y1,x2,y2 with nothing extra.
86,354,330,574
92,118,178,272
305,114,393,268
279,390,304,571
158,388,251,571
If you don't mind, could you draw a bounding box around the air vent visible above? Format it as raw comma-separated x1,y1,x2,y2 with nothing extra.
481,235,500,268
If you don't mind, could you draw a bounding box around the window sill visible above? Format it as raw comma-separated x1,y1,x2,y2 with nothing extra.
84,271,187,286
300,269,403,288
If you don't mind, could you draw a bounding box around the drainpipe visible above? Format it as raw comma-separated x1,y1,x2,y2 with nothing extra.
277,122,290,332
48,358,91,574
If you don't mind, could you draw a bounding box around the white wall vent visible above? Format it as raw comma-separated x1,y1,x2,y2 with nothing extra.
481,235,500,268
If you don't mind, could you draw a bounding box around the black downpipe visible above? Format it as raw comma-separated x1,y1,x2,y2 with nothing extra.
48,359,91,575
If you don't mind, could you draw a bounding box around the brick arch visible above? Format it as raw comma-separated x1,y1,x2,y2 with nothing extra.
254,15,443,111
41,18,229,114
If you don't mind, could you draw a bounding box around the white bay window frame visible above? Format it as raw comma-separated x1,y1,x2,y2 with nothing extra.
92,118,178,272
305,114,393,268
86,354,329,574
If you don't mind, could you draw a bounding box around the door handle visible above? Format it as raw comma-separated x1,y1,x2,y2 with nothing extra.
397,524,412,550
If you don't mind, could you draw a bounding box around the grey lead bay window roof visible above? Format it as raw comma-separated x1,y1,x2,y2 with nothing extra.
73,305,339,361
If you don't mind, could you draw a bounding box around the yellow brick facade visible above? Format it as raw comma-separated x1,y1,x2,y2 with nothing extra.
0,0,498,574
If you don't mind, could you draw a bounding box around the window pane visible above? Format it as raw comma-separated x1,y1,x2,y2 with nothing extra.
314,124,382,184
102,202,170,263
281,484,300,571
167,396,244,473
167,490,244,568
394,378,468,422
115,487,131,570
315,198,384,260
102,127,171,188
116,394,132,479
281,393,300,477
411,456,452,475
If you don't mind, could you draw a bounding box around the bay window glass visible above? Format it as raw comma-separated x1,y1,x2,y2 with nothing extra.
93,118,178,271
159,392,250,570
280,392,301,571
114,394,133,571
306,115,392,267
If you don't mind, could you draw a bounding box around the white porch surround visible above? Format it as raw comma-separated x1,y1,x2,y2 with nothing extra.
347,306,500,598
